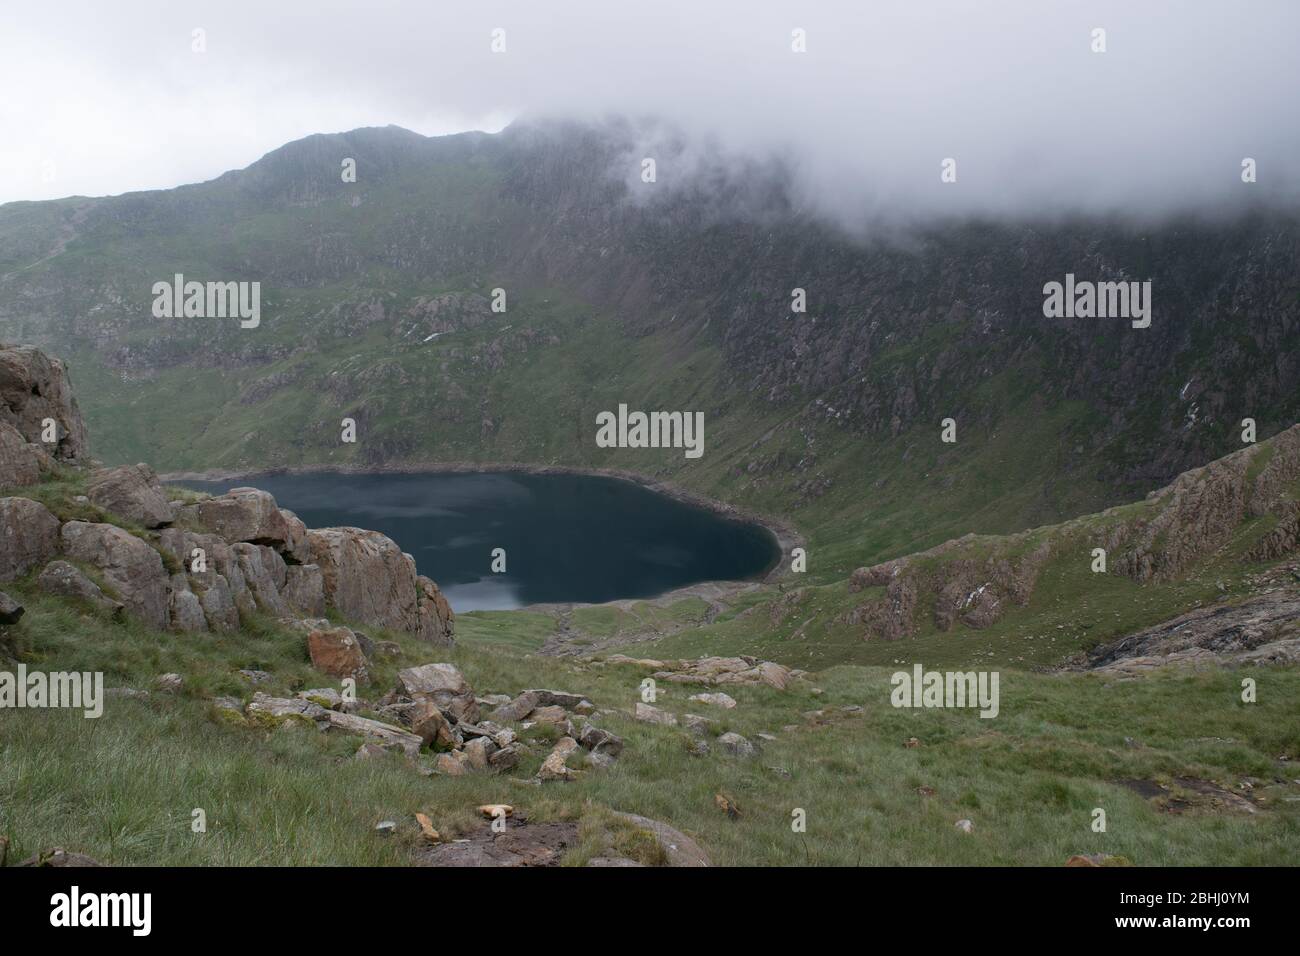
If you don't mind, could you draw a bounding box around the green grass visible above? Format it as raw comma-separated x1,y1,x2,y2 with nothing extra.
4,585,1298,865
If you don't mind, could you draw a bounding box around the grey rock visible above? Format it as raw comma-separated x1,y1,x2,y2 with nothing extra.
0,345,89,461
86,464,174,528
717,732,756,757
60,521,169,629
0,421,46,490
0,497,60,582
36,560,125,617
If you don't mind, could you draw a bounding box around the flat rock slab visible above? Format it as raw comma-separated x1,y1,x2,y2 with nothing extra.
417,816,578,867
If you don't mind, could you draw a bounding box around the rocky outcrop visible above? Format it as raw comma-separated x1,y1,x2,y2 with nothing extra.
652,656,795,690
0,347,458,642
0,497,60,582
0,344,88,462
308,528,454,644
1107,425,1300,583
86,464,174,528
844,535,1049,641
178,487,307,562
60,521,169,629
1082,590,1300,674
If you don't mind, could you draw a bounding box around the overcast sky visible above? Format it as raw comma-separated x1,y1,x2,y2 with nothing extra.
2,0,1297,221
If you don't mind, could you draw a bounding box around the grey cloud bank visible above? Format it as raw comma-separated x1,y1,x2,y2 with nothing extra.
2,0,1297,225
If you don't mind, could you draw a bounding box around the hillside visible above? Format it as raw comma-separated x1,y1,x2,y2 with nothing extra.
2,120,1298,579
2,343,1298,867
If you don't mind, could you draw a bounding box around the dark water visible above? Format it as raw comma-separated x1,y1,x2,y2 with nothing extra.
182,471,780,612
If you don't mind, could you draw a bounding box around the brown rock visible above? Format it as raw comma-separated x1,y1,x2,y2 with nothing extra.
307,625,369,683
528,705,569,725
410,699,457,750
537,736,580,781
490,691,541,723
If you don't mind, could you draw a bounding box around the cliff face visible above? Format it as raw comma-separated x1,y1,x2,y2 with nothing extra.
0,120,1296,547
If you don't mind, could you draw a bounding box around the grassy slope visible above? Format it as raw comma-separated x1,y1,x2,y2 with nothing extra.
3,464,1299,865
4,580,1297,866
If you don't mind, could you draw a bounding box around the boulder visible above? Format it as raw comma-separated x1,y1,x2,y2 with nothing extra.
416,575,455,645
576,724,624,758
537,736,580,781
0,421,46,490
0,589,23,624
717,732,756,757
410,699,458,750
488,744,521,772
522,689,591,710
688,692,737,709
325,711,422,758
489,691,541,723
528,705,570,726
307,625,369,683
86,464,174,528
653,656,793,690
0,497,60,582
297,687,343,710
634,702,678,726
462,736,496,771
434,752,468,776
396,663,476,722
60,521,169,629
0,345,89,461
612,812,710,867
307,527,453,643
246,693,330,726
36,560,124,617
180,487,307,561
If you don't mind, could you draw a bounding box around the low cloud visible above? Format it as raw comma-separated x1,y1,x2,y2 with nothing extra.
2,0,1297,225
